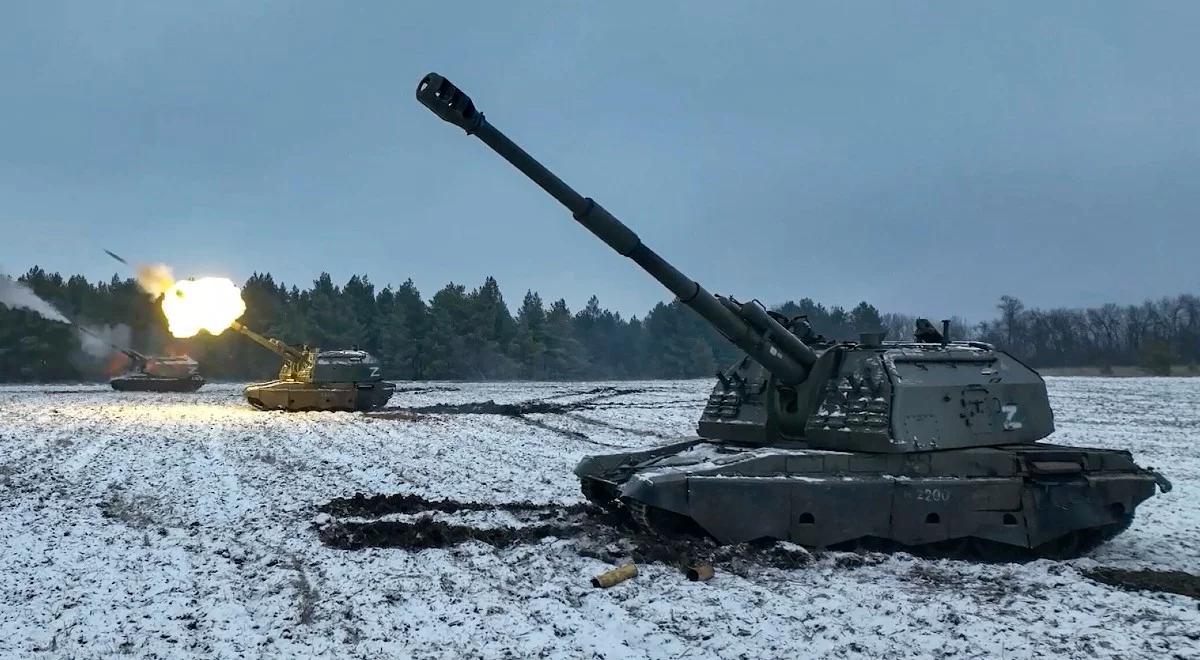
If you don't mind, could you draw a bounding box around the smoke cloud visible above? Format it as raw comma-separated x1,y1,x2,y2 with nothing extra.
76,324,132,358
2,272,133,360
136,263,175,298
0,274,70,323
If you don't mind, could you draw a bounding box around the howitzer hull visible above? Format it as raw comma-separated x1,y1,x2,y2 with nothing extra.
110,375,205,393
577,440,1168,560
244,380,395,412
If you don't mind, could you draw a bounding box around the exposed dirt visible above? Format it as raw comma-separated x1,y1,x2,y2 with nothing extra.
514,415,592,441
406,400,557,415
398,387,648,417
563,412,675,439
577,399,711,411
364,386,699,445
369,386,659,440
315,492,815,573
318,517,581,551
362,410,425,422
549,386,653,400
391,386,461,395
1083,567,1200,599
317,491,591,518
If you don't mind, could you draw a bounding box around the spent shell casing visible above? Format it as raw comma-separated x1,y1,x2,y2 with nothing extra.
591,563,638,588
686,564,715,582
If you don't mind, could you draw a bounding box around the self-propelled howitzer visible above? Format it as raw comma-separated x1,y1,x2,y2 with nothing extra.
416,73,1170,558
230,321,394,412
109,348,205,392
72,325,204,392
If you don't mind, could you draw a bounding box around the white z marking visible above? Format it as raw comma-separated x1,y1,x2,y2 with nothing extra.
1001,404,1022,430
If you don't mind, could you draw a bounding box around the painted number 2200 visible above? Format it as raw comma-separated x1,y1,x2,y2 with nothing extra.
916,488,950,502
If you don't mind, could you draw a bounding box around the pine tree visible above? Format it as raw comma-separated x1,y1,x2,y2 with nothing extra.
387,280,429,378
849,302,884,335
689,337,716,377
643,302,696,377
306,273,364,350
513,291,547,379
377,290,419,380
464,277,519,378
343,275,379,352
424,283,474,379
543,299,587,379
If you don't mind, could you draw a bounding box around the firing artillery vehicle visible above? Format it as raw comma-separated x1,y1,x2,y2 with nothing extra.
230,321,394,412
110,350,205,392
416,73,1172,559
75,325,203,392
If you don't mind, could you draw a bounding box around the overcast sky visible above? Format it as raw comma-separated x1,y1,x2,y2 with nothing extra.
2,1,1196,321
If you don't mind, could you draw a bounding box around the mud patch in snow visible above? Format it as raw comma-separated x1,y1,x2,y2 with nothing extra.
318,512,818,574
375,386,654,441
399,386,648,416
1083,567,1200,599
316,492,818,574
360,409,426,422
390,385,461,395
316,492,597,551
318,515,582,551
562,412,675,439
317,491,592,518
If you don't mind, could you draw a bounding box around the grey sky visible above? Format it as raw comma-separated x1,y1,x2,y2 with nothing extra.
2,1,1196,321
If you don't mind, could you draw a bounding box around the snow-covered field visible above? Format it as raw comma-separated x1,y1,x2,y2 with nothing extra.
0,378,1196,659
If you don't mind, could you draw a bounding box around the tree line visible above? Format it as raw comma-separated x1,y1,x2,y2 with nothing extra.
975,294,1199,375
1,266,1196,381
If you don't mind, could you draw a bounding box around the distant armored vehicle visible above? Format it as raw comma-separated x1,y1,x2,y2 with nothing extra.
110,350,205,392
416,73,1171,559
230,321,394,412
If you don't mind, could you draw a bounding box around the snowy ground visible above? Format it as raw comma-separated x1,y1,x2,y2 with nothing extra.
0,378,1196,659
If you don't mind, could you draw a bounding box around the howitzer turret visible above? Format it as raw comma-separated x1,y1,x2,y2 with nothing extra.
416,73,1170,559
229,320,394,412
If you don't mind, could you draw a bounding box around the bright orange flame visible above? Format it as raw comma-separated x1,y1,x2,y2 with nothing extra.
161,277,246,338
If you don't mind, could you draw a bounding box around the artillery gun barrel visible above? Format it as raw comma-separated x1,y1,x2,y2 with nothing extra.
416,73,815,384
229,321,307,364
72,322,135,357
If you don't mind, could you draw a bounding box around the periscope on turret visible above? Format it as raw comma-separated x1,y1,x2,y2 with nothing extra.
415,73,1171,559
